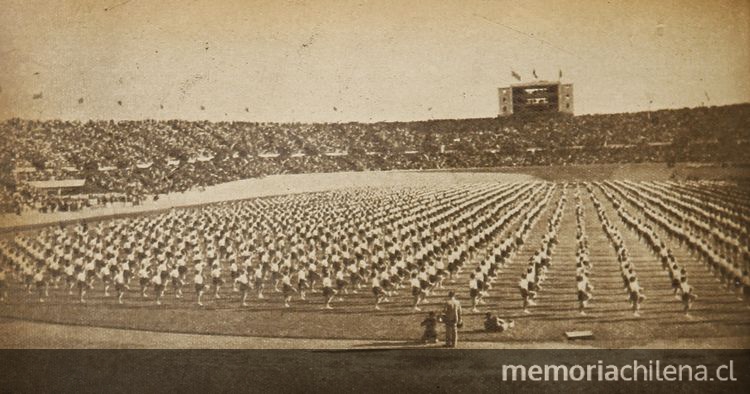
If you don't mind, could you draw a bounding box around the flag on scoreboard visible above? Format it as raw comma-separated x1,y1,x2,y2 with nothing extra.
532,69,538,79
511,71,521,81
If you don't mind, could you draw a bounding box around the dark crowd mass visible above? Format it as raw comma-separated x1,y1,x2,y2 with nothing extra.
0,104,748,214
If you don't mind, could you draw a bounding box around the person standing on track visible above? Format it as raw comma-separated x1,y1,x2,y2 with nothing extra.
442,291,462,348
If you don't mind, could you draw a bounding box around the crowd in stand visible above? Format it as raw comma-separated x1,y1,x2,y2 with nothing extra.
1,104,748,214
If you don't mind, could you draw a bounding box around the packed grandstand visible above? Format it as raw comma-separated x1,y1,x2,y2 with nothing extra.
1,104,748,215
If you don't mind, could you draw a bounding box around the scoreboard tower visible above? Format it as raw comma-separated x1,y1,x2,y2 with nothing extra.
498,81,573,116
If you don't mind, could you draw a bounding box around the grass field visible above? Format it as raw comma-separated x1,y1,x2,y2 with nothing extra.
1,165,749,348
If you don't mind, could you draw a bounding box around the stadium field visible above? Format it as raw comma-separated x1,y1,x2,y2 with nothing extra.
0,166,748,349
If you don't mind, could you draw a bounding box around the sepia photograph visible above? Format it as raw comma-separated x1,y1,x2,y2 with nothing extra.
0,0,748,391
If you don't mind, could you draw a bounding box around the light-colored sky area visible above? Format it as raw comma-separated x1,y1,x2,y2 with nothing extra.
0,0,748,122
